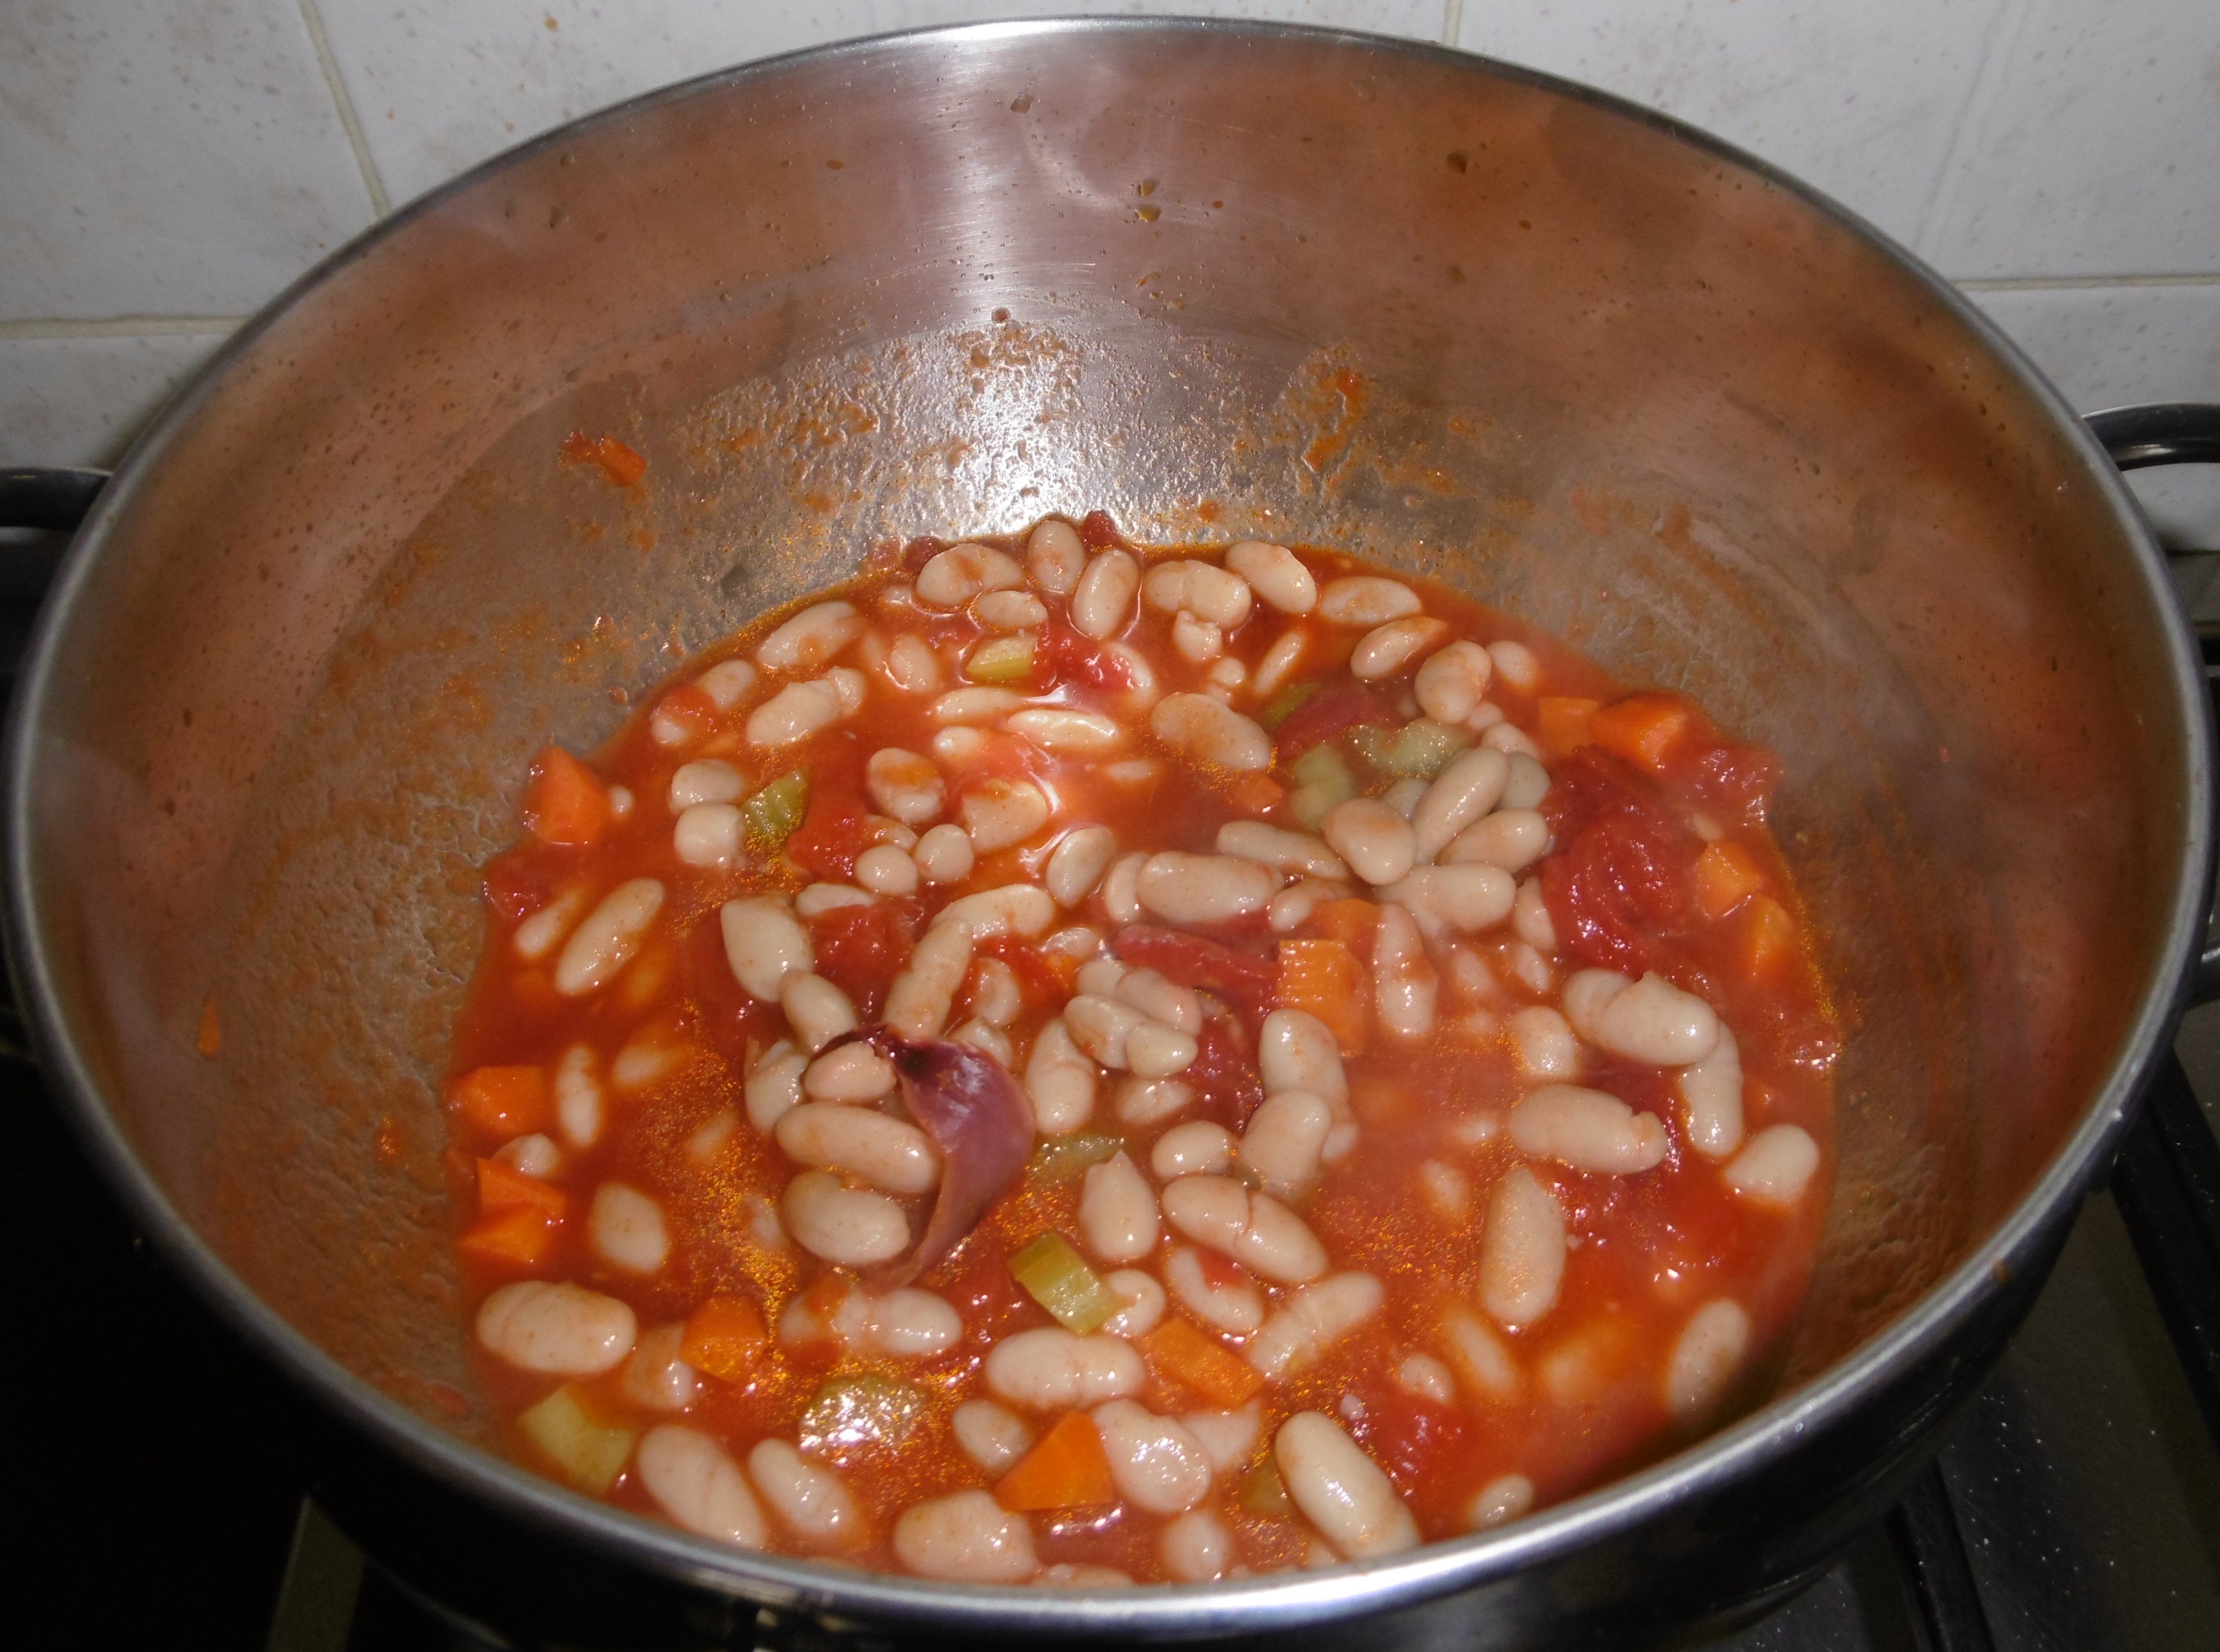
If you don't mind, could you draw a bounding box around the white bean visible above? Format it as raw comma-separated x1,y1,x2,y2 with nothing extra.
668,759,744,811
1150,694,1272,773
756,600,861,673
1373,902,1438,1040
782,1170,911,1265
746,677,847,747
1350,616,1450,680
1092,1399,1214,1514
1274,1412,1419,1559
984,1327,1144,1409
513,883,587,962
1102,1269,1167,1337
1396,1353,1455,1405
1481,721,1543,760
1127,1021,1199,1078
1160,1176,1327,1282
777,1104,940,1194
1377,865,1516,939
1080,1150,1159,1262
1023,1018,1097,1136
476,1281,636,1375
1316,576,1420,627
893,1490,1038,1583
1173,611,1222,664
1161,1509,1231,1581
1044,826,1118,908
865,747,945,826
1487,640,1540,693
853,842,919,895
804,1041,897,1102
1562,969,1720,1065
1152,1120,1234,1180
1322,798,1416,887
1252,628,1307,697
883,634,941,695
1071,548,1141,639
1665,1299,1752,1421
1216,820,1349,880
960,779,1052,852
1679,1025,1745,1158
912,822,975,884
1166,1246,1264,1333
1479,1167,1566,1327
496,1131,563,1179
747,1437,862,1547
1383,775,1430,819
1267,877,1352,933
1027,519,1087,593
778,972,857,1054
555,1044,603,1148
1224,541,1317,613
554,879,666,997
589,1183,670,1274
1099,851,1147,924
1510,1084,1669,1174
1247,1272,1382,1380
1469,1473,1535,1531
952,1017,1015,1067
1421,1158,1471,1219
1410,747,1510,863
795,882,872,918
933,882,1056,939
1508,1006,1581,1078
1442,808,1551,873
1205,656,1247,695
1239,1090,1334,1193
745,1040,807,1131
1143,560,1254,628
1414,640,1493,725
1136,852,1276,925
672,803,743,869
1117,968,1202,1034
1117,1075,1195,1125
695,657,759,710
933,685,1025,724
952,1399,1033,1473
967,957,1023,1027
1502,752,1551,809
1511,877,1557,951
1009,707,1122,753
637,1426,766,1548
1258,1009,1347,1105
719,896,812,1000
1182,1405,1261,1474
973,589,1047,631
1440,1306,1521,1400
917,542,1024,609
1725,1124,1820,1207
884,922,973,1037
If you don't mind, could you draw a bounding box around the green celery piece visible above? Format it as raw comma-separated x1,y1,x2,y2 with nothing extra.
1257,680,1320,732
1031,1132,1123,1179
1288,743,1355,829
1381,718,1470,778
1009,1232,1120,1333
1239,1459,1294,1516
518,1385,637,1494
965,634,1036,683
798,1370,928,1450
745,767,810,851
1345,723,1392,773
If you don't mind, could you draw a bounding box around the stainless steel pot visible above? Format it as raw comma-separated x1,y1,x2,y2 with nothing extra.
7,18,2213,1648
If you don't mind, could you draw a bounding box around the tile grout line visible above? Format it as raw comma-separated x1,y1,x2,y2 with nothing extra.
0,318,249,341
1441,0,1465,49
1911,0,2032,263
296,0,391,218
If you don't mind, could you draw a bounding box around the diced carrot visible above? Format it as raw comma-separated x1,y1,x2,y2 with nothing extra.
1141,1316,1266,1407
456,1205,562,1269
446,1064,550,1139
1589,692,1693,774
1277,937,1370,1056
1742,894,1797,979
1536,696,1601,758
1307,897,1378,956
475,1157,567,1221
995,1411,1117,1511
1694,840,1766,919
681,1295,769,1383
594,436,648,487
521,746,612,848
1224,771,1287,816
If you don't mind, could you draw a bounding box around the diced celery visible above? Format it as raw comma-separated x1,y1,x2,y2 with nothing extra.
1030,1132,1124,1179
1257,680,1320,732
1345,723,1392,773
798,1370,928,1449
1239,1459,1293,1516
745,768,809,851
1380,718,1470,779
965,634,1036,683
1009,1232,1120,1334
1288,743,1356,829
517,1384,637,1493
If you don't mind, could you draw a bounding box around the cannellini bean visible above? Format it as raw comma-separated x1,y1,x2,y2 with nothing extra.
1562,969,1720,1065
748,1437,862,1547
1274,1412,1419,1559
1252,628,1307,697
1152,1120,1234,1180
865,747,945,826
1415,640,1493,725
1182,1405,1261,1473
1166,1246,1265,1333
1076,955,1130,999
1725,1124,1820,1207
1225,541,1317,614
747,677,848,747
779,972,858,1053
1205,656,1247,695
1150,693,1271,773
1172,611,1223,663
777,1104,940,1194
513,883,588,962
1128,1021,1199,1078
1071,548,1141,639
1441,1306,1521,1400
476,1281,636,1375
1322,798,1416,887
1679,1025,1745,1158
953,1399,1033,1473
1317,576,1420,627
853,842,919,895
1481,721,1543,760
718,896,812,1001
1117,968,1202,1034
1510,1006,1581,1078
1024,1018,1097,1136
668,759,745,811
672,803,743,868
1217,820,1349,880
1502,752,1551,809
1267,877,1351,933
1512,878,1557,951
984,1327,1144,1409
1479,1167,1566,1327
1258,1009,1348,1105
1034,1563,1134,1588
1080,1150,1159,1262
917,542,1024,608
695,657,759,710
933,882,1056,939
1239,1090,1334,1193
960,778,1053,852
1350,616,1450,680
1092,1400,1214,1514
804,1040,897,1102
1396,1353,1455,1404
757,600,861,673
746,1040,808,1130
894,1490,1038,1583
1161,1509,1231,1582
933,686,1025,723
1377,865,1517,939
555,1044,603,1148
1009,706,1121,753
496,1132,563,1178
1103,644,1159,707
554,879,666,997
610,1031,686,1092
1442,808,1551,874
1099,851,1147,924
953,1017,1015,1067
1043,923,1103,964
1117,1076,1195,1125
1160,1176,1327,1282
1373,903,1438,1040
1027,519,1086,593
1505,940,1552,995
1487,640,1540,692
795,882,872,918
1422,1158,1471,1218
1410,747,1510,862
1510,1084,1669,1174
1247,1272,1383,1379
883,634,941,694
1143,560,1254,628
782,1170,911,1265
968,957,1024,1027
1382,775,1429,819
973,589,1048,631
1136,852,1276,925
1102,1269,1167,1337
590,1183,670,1274
1470,1473,1536,1530
1665,1300,1752,1421
1063,995,1144,1067
637,1427,766,1548
884,922,973,1037
912,822,975,883
1045,826,1118,906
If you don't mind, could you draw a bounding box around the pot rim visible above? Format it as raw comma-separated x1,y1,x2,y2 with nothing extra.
8,14,2209,1637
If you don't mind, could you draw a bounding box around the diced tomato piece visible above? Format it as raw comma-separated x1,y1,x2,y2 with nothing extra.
782,736,877,881
1271,682,1397,761
1590,692,1693,774
682,1296,769,1383
482,850,560,923
808,900,918,1018
521,746,612,848
1078,509,1120,550
1693,840,1765,919
1536,696,1601,759
446,1065,550,1139
1038,621,1139,692
1222,771,1287,816
972,936,1069,1009
684,913,779,1063
476,1157,567,1220
1741,894,1798,979
1112,925,1280,1025
1538,748,1702,979
1186,1011,1266,1129
1345,1383,1471,1528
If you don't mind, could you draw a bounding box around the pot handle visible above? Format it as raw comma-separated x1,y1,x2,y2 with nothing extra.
2084,403,2220,1004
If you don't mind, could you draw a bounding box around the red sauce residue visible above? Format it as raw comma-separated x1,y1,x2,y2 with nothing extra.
560,431,648,488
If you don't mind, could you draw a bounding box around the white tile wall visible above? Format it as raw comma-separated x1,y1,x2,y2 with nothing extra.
4,0,2216,543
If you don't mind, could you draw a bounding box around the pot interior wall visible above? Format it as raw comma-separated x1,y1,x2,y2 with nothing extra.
24,25,2185,1455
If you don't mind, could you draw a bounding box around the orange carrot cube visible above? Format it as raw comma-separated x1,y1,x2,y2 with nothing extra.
1743,895,1797,979
521,746,612,847
475,1157,568,1221
1277,937,1370,1056
1141,1317,1266,1407
1694,841,1766,919
682,1295,769,1383
445,1065,550,1139
456,1205,562,1270
996,1411,1117,1511
1536,696,1601,758
1590,692,1693,773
